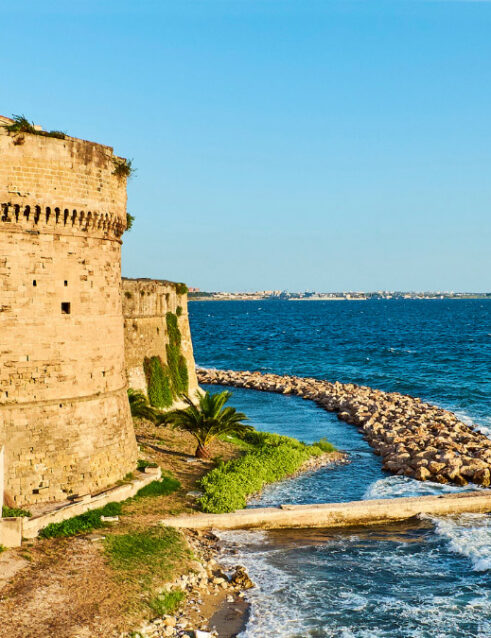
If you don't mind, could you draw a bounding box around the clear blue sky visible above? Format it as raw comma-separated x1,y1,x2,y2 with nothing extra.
3,1,490,292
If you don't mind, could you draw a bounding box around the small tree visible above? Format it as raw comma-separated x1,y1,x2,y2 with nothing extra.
161,391,252,458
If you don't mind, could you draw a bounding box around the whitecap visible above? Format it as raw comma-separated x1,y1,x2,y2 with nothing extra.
429,513,491,572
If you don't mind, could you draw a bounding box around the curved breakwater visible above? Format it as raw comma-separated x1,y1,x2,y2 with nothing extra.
197,368,491,488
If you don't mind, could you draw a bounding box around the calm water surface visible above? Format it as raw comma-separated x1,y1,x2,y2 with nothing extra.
190,300,491,637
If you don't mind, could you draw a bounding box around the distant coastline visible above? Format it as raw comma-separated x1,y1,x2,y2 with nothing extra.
189,292,491,302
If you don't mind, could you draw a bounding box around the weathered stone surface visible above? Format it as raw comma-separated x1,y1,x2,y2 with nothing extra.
122,278,198,403
0,116,138,506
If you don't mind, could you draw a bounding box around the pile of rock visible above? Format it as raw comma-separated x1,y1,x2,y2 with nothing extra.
128,530,253,638
198,368,491,488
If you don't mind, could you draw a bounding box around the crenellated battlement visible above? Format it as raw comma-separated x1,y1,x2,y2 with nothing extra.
0,201,125,239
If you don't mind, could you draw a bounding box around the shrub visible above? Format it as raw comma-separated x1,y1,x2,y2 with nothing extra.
113,157,135,179
148,590,186,616
175,283,188,295
314,437,336,453
39,502,122,538
176,305,183,317
126,213,135,231
137,459,158,471
199,431,334,513
135,476,181,499
144,356,173,408
2,505,31,517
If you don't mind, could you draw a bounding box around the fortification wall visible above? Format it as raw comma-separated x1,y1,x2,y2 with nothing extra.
0,118,137,506
123,279,199,405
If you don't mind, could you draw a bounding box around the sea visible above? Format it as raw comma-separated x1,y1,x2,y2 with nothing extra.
188,299,491,638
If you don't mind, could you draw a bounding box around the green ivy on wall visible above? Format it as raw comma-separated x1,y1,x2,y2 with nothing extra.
165,312,189,397
142,312,189,408
143,356,173,408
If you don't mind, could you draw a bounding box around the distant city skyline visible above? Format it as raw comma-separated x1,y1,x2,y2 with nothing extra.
3,0,491,291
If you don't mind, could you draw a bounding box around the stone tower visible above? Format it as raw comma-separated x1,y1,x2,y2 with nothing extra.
0,116,137,506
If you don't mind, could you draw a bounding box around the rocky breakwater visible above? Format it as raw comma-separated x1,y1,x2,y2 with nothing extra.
197,368,491,488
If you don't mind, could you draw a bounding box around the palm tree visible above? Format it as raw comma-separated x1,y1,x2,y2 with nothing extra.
161,391,252,458
128,389,162,423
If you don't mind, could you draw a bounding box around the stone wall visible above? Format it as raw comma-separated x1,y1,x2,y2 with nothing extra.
122,278,199,403
0,116,137,506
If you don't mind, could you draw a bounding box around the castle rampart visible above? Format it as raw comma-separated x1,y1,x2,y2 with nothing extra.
0,116,137,506
123,278,199,404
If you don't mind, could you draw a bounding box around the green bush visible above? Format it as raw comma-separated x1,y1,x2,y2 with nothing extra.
176,305,183,317
39,502,122,538
175,283,188,295
144,356,173,408
137,459,159,471
2,505,31,518
135,476,181,499
314,437,336,453
199,431,332,513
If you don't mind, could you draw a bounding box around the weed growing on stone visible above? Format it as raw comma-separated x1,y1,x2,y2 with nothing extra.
147,589,186,616
112,157,135,179
2,114,67,139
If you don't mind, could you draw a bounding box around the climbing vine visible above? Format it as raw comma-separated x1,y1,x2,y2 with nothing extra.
165,312,189,397
143,356,173,408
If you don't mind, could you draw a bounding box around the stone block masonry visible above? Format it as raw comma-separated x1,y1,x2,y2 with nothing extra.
122,278,199,404
0,115,137,506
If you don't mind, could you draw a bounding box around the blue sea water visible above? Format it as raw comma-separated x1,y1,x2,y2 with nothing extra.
189,300,491,638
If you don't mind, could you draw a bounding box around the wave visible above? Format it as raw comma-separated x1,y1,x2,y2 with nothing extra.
364,475,483,500
426,513,491,572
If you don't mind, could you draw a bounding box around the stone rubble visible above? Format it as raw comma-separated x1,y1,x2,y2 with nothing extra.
197,368,491,488
127,530,253,638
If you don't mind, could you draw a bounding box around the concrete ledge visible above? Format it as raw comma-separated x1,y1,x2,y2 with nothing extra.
0,517,23,547
161,490,491,531
12,467,162,543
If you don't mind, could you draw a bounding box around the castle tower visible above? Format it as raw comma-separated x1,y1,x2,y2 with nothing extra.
0,116,137,506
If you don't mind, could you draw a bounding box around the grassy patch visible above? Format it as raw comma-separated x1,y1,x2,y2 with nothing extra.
2,505,31,518
148,589,186,616
135,476,181,499
199,431,335,513
39,502,122,539
0,545,5,554
105,526,189,589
